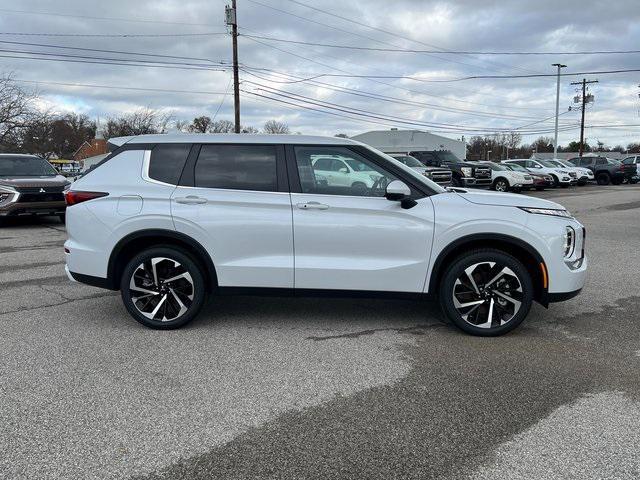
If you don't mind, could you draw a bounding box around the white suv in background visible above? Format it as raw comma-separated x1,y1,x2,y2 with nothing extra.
544,159,594,186
483,161,534,192
504,159,576,187
64,134,587,336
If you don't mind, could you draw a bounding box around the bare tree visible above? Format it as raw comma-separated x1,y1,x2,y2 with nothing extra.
241,125,259,134
188,116,213,133
210,119,235,133
334,133,348,138
263,119,290,134
0,74,40,150
101,107,172,138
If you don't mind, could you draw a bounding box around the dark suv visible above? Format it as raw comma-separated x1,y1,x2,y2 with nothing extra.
0,154,69,224
567,156,635,185
408,150,492,188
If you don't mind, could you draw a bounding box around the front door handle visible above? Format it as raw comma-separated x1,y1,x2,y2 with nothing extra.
297,201,329,210
175,195,207,205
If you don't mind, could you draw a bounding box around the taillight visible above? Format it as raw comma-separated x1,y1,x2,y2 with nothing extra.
620,164,625,171
65,190,108,206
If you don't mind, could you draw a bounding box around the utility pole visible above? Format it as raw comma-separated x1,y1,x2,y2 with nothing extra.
571,78,598,157
226,1,241,133
552,63,566,159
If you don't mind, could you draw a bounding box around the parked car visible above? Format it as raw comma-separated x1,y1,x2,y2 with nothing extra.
567,156,634,185
503,159,576,187
389,154,452,186
621,155,640,183
310,155,384,194
544,159,594,186
405,150,492,188
503,163,554,191
0,154,69,224
482,161,534,192
64,134,587,336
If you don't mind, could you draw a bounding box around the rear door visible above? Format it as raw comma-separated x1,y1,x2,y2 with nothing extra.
288,145,434,293
171,143,293,288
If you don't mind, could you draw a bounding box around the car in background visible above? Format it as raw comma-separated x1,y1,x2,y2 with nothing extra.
0,154,69,225
503,159,576,187
567,155,634,185
389,154,452,186
482,161,533,192
544,159,593,186
503,163,553,191
406,150,492,189
311,155,384,193
621,155,640,183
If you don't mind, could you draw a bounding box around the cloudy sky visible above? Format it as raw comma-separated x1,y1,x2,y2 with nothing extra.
1,0,639,147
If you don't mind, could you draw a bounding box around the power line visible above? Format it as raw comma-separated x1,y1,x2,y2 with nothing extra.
10,78,229,95
0,39,227,65
241,34,640,56
0,8,216,27
0,32,226,38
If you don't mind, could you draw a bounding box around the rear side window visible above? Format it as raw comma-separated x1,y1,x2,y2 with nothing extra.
149,144,191,185
194,144,277,191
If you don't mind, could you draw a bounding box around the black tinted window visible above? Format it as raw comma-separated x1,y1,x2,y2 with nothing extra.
195,144,277,191
0,155,57,177
149,144,191,185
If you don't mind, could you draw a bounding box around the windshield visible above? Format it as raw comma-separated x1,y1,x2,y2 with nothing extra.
607,158,620,165
538,160,558,168
485,162,507,171
392,155,424,168
547,160,565,168
366,146,446,194
506,163,528,173
0,156,58,177
435,151,462,163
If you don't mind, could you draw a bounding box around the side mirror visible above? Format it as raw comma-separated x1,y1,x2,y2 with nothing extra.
339,167,349,174
385,180,417,209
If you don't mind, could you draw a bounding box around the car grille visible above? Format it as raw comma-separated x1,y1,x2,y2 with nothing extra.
18,192,65,203
474,167,491,180
14,185,65,193
568,172,577,178
428,170,452,184
524,175,533,180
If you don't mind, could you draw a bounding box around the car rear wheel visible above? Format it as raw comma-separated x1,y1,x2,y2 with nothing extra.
438,249,533,336
596,172,611,185
121,247,206,329
550,174,560,187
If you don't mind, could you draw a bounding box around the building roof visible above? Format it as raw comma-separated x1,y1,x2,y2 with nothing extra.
110,133,360,147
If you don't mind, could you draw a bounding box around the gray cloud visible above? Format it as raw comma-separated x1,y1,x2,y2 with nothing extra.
1,0,639,146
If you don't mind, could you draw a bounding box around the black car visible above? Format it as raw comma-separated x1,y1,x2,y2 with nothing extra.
567,156,635,185
408,150,492,188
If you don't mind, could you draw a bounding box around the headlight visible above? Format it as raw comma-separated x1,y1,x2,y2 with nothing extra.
564,226,576,258
519,207,572,218
461,167,472,177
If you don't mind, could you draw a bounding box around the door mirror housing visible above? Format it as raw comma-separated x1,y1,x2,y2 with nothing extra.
385,180,417,209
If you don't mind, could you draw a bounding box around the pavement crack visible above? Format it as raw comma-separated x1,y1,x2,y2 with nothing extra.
307,323,442,341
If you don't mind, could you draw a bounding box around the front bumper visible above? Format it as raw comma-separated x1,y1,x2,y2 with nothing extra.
0,200,66,217
461,177,492,188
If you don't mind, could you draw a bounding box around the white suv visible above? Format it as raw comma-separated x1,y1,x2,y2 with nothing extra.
483,161,534,192
64,134,587,336
504,159,576,187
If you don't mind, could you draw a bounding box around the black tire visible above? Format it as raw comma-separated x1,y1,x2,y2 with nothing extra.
550,174,560,187
438,249,534,336
120,246,206,329
493,178,509,192
596,172,610,185
58,213,66,224
351,182,367,195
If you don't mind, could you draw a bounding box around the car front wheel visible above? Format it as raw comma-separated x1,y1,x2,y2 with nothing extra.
438,249,533,336
493,178,509,192
121,247,206,329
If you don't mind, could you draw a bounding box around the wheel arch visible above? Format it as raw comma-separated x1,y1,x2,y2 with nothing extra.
493,176,510,188
428,233,548,306
107,229,218,292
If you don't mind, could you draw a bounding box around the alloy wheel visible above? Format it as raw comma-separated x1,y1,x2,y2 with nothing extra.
495,180,508,192
452,261,523,329
128,257,194,322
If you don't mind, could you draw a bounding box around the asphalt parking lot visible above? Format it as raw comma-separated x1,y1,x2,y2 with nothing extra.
1,184,639,480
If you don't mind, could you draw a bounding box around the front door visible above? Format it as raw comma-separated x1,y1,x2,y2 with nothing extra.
289,145,434,293
171,143,293,288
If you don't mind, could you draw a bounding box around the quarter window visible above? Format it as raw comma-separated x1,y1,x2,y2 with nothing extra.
148,144,191,185
194,144,277,191
294,146,398,197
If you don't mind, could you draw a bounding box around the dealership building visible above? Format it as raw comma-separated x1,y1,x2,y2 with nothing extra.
351,129,467,160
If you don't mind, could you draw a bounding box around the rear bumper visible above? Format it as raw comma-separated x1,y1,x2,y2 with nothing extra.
66,266,114,290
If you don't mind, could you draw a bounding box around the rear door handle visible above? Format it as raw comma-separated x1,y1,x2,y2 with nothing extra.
175,195,207,205
297,201,329,210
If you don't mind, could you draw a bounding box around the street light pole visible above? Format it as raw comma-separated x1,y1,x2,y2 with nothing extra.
552,63,566,159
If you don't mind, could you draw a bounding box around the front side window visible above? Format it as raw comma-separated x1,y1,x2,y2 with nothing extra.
194,144,277,191
149,144,191,185
622,157,634,165
295,146,398,197
595,158,607,165
0,155,57,177
578,158,592,167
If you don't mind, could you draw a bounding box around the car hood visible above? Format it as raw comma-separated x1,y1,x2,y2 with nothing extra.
0,175,68,188
454,189,564,209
